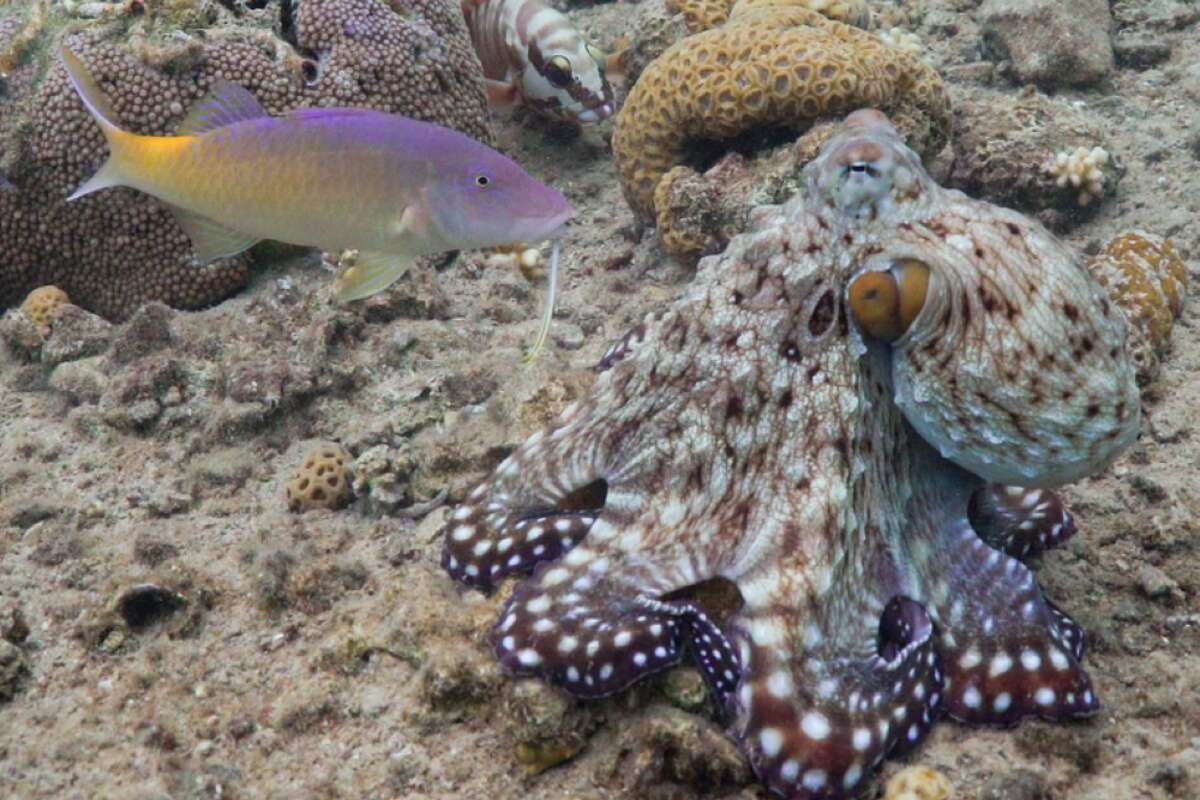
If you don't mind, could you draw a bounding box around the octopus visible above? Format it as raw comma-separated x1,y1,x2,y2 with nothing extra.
440,110,1141,798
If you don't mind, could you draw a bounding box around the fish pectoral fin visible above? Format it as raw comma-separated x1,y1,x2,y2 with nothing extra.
484,79,519,110
169,205,261,262
334,251,416,303
177,80,268,135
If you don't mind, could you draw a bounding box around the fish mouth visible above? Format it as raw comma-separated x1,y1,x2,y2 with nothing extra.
538,206,574,239
575,101,614,124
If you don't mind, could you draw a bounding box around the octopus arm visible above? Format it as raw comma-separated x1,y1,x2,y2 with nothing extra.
967,484,1077,561
727,587,943,798
906,514,1097,726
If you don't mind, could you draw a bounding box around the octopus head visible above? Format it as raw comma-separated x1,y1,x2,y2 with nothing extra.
833,114,1141,486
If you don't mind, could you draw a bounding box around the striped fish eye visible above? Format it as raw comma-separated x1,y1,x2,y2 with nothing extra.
544,55,573,89
586,44,606,72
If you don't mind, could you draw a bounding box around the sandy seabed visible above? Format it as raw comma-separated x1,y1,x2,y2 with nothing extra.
3,0,1200,798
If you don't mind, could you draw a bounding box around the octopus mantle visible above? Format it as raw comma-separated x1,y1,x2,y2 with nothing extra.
441,110,1140,798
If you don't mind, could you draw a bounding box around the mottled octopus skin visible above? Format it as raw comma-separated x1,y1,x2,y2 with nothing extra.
441,110,1139,799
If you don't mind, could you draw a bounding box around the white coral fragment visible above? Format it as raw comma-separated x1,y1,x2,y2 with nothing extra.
1045,145,1109,207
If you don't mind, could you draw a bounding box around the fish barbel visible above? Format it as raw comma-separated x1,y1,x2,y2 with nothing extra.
60,46,574,302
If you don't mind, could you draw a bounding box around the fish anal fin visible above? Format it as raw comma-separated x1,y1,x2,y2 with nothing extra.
177,80,268,135
335,251,415,302
169,205,260,261
484,79,519,111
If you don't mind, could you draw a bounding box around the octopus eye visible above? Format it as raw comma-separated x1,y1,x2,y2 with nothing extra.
847,258,930,342
545,55,573,88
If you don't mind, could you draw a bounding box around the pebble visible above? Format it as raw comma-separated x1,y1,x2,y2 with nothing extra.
980,0,1114,89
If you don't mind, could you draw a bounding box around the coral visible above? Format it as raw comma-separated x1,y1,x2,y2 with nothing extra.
0,0,492,321
611,0,951,224
1045,146,1110,207
667,0,870,35
884,766,953,800
20,285,71,332
950,90,1121,224
1087,231,1189,386
286,443,355,513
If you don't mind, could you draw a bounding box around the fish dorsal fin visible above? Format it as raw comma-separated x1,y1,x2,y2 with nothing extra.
178,80,268,135
167,205,261,261
334,251,416,303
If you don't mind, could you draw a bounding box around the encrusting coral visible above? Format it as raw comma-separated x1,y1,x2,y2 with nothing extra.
1086,231,1189,386
20,286,71,332
286,443,355,513
611,0,951,237
0,0,492,321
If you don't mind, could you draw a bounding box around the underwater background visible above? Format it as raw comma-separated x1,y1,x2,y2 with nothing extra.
1,0,1199,797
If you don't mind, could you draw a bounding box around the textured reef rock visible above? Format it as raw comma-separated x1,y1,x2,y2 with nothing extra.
979,0,1115,90
612,0,950,259
0,0,491,321
949,88,1122,226
442,111,1140,798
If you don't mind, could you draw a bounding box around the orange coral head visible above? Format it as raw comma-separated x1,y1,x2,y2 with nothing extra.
847,258,929,341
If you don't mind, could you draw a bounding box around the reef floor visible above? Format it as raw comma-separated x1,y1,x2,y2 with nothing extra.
2,0,1200,798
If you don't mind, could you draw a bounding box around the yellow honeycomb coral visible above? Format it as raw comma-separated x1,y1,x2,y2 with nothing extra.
20,286,71,331
286,443,355,513
883,765,953,800
612,0,951,223
667,0,870,35
1087,231,1189,384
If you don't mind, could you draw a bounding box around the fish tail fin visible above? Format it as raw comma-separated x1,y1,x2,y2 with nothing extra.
60,46,139,200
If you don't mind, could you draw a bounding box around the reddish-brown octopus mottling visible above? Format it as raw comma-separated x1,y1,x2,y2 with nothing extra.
442,110,1140,798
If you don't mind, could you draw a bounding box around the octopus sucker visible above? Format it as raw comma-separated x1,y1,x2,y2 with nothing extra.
440,109,1139,798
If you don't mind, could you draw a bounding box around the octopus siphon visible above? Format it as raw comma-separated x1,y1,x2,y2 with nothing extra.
441,110,1141,798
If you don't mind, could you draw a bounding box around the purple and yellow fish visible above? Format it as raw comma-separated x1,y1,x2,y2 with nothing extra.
60,46,573,302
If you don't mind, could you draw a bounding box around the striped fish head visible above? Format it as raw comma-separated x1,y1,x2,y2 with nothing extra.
522,37,615,124
427,153,573,248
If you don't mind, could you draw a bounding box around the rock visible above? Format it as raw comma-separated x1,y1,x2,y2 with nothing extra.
0,640,30,702
503,679,598,775
979,768,1049,800
950,88,1119,219
2,604,29,645
1138,564,1180,600
1113,35,1172,70
40,305,112,365
980,0,1114,89
48,358,108,404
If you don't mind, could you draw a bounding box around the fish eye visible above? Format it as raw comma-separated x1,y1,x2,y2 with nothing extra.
586,44,606,72
545,55,573,88
475,174,490,187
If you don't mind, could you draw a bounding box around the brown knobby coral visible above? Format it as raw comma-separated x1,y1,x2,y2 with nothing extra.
287,444,355,513
1087,231,1189,385
0,0,491,321
20,286,71,332
611,0,950,230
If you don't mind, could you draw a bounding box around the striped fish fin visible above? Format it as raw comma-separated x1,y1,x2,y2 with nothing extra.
178,80,267,135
